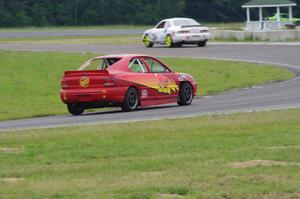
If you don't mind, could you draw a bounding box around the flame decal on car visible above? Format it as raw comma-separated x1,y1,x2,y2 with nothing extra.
123,77,179,95
150,79,179,94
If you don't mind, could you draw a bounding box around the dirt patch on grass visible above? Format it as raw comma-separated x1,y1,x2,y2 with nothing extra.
264,145,300,150
0,147,24,154
218,175,238,187
260,192,300,199
230,160,300,168
140,171,164,177
157,193,186,199
1,178,25,183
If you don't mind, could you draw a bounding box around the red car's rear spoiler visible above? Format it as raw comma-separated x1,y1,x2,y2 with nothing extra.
64,70,109,76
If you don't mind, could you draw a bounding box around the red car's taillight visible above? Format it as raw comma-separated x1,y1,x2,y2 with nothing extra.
103,78,115,87
61,80,68,89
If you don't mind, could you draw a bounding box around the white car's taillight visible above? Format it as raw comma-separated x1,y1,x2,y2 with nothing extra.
177,30,190,34
200,29,209,33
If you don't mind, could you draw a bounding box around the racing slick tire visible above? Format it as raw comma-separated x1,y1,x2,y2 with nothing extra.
175,42,183,47
143,34,154,48
197,40,207,47
122,87,139,111
166,35,175,47
178,82,193,106
67,103,84,115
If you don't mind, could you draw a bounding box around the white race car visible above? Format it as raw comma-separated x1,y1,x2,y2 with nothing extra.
142,18,211,48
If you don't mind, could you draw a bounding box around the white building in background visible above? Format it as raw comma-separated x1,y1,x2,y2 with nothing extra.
242,0,297,31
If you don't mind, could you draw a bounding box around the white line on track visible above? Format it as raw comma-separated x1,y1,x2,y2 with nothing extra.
209,42,300,46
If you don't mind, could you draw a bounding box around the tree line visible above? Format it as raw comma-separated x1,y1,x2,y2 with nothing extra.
0,0,299,27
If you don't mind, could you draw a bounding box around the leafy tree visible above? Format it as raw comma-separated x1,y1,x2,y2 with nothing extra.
0,0,299,27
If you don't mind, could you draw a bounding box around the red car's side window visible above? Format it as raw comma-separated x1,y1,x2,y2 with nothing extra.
144,58,170,73
128,58,148,73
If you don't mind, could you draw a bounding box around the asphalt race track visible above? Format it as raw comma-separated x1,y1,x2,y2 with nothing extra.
0,42,300,131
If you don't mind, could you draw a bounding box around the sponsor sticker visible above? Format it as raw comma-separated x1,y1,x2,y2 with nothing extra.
80,77,90,88
141,89,148,98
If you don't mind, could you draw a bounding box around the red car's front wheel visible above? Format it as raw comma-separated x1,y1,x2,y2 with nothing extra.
178,83,193,106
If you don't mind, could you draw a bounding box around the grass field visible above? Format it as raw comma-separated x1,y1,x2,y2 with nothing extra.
0,51,294,121
0,34,142,45
1,109,300,198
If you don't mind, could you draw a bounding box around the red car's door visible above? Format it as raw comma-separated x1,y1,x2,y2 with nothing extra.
125,58,157,102
142,57,179,100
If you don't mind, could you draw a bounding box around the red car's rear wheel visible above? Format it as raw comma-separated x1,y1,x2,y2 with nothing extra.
67,103,84,115
122,87,139,111
166,35,175,47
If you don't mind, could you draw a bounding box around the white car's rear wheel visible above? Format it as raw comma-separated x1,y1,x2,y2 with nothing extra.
197,40,207,47
165,35,175,47
175,42,183,47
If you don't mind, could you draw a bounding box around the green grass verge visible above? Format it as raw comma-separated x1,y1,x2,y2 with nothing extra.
0,51,294,121
1,109,300,198
0,34,142,45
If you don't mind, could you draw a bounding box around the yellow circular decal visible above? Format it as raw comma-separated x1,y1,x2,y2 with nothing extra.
80,76,90,88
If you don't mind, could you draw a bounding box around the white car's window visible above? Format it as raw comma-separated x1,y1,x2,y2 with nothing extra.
164,21,171,28
129,58,148,73
173,19,200,27
156,21,166,29
154,22,160,28
144,58,170,73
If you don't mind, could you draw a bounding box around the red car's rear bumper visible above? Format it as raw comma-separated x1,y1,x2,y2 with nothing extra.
60,87,126,104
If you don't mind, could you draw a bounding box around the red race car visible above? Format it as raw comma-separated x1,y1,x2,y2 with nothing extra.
60,54,197,115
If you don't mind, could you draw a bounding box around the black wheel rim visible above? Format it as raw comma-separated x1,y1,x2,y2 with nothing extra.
128,91,138,109
184,86,192,103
